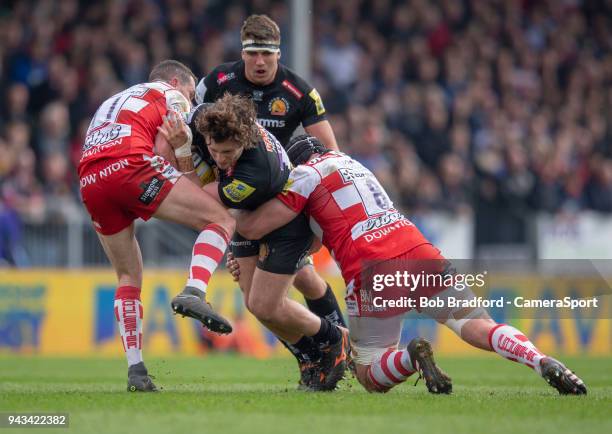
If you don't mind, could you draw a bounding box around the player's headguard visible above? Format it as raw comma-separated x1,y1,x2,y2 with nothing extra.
286,134,329,165
187,102,213,124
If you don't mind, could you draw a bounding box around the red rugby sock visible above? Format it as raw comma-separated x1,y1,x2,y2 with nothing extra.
186,224,229,295
368,348,417,389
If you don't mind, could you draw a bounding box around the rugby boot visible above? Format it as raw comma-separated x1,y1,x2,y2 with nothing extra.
316,327,350,391
171,286,232,334
297,359,320,391
127,362,157,392
540,357,587,395
407,337,452,394
346,343,356,377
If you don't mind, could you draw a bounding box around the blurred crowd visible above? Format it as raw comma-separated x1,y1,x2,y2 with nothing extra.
312,0,612,218
1,0,611,261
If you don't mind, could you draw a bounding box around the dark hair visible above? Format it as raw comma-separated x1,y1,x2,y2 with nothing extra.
149,59,196,85
240,14,281,43
196,93,259,149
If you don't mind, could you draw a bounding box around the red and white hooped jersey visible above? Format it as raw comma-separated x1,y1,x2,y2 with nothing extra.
78,81,177,172
277,151,430,284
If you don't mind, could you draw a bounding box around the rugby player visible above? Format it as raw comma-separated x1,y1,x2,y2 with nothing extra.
78,60,234,392
179,94,348,391
194,14,346,384
231,135,588,395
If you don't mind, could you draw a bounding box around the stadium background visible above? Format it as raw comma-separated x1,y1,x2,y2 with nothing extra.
1,0,611,358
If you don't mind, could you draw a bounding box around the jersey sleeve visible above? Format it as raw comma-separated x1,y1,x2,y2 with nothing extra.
187,104,217,185
145,86,171,122
195,74,218,104
218,165,267,210
283,69,328,128
276,165,321,213
300,86,327,127
194,77,207,104
192,152,216,185
187,103,209,153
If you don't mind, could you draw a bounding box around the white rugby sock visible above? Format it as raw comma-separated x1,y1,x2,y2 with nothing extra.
114,286,143,366
368,348,417,389
489,324,546,374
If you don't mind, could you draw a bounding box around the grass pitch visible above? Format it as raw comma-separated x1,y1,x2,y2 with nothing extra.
1,355,610,434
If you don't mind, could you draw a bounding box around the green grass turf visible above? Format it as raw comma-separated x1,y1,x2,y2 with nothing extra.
0,355,610,434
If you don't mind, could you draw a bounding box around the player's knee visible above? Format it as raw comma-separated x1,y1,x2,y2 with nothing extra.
247,294,280,322
248,302,274,322
355,367,388,393
217,214,236,237
294,268,326,299
200,214,235,237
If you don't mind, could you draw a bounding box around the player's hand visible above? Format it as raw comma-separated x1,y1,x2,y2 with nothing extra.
226,252,240,282
157,110,191,150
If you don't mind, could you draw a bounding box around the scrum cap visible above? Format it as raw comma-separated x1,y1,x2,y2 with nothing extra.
286,134,329,165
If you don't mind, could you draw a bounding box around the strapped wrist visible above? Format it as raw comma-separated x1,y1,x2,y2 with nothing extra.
174,127,193,157
174,142,192,158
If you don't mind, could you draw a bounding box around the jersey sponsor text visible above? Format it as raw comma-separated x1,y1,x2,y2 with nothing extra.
257,118,286,128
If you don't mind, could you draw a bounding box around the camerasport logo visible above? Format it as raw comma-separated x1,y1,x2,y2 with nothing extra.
216,72,236,85
138,177,165,205
268,97,289,116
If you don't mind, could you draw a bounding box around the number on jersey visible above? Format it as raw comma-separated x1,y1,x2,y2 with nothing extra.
338,166,391,216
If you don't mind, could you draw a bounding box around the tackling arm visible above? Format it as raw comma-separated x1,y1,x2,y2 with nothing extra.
154,131,178,166
304,120,338,151
156,111,201,184
236,198,298,240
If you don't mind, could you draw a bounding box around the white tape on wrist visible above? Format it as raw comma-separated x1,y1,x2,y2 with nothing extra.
174,142,192,158
173,126,193,157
